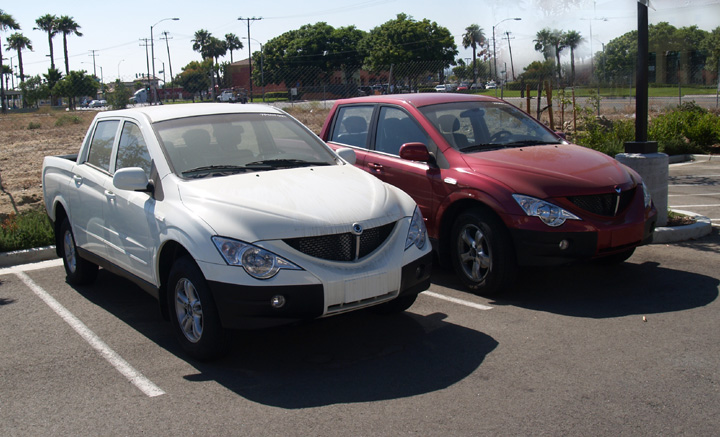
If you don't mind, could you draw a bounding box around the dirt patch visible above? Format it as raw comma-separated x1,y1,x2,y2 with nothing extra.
0,109,95,216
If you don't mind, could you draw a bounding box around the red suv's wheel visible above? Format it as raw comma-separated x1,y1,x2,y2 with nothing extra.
451,208,516,295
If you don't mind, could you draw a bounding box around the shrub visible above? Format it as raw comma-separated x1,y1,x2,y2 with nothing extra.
54,114,82,127
27,122,41,130
649,102,720,154
0,209,54,252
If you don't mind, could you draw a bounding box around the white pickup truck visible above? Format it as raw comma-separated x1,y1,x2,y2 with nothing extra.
42,103,432,360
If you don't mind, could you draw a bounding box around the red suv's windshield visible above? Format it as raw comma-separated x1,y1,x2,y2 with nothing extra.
418,101,563,152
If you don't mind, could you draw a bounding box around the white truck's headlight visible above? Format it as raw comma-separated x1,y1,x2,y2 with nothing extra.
405,206,427,250
212,236,301,279
512,194,581,227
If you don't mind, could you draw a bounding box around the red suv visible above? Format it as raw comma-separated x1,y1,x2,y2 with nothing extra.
320,93,657,295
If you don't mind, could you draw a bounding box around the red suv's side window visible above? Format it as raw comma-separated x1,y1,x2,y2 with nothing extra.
375,107,428,156
330,106,373,149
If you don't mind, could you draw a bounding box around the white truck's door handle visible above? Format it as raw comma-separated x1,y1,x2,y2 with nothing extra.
73,175,83,185
104,190,116,199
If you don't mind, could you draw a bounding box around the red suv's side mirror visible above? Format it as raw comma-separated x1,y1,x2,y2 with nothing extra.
399,143,431,162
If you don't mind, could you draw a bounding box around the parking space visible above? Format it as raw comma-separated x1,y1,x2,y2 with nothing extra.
668,158,720,226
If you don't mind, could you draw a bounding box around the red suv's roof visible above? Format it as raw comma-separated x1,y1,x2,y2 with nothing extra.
335,93,499,108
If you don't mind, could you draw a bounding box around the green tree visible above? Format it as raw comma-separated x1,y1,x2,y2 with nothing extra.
6,33,32,84
177,59,212,101
1,9,20,112
361,13,457,86
34,14,57,69
224,33,243,63
533,28,554,61
700,27,720,78
19,75,47,108
43,67,62,106
56,16,82,75
107,79,131,110
53,70,98,110
462,24,485,85
6,32,33,107
192,29,213,60
262,22,366,90
562,30,584,86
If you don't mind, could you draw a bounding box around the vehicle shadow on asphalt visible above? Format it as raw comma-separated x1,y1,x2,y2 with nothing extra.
431,257,719,319
71,270,498,409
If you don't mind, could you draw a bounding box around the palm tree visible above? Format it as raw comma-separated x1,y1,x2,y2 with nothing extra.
192,29,212,59
1,9,20,113
462,24,485,85
562,30,584,86
533,28,554,61
34,14,57,69
56,15,82,75
6,33,32,83
551,30,567,84
534,28,566,84
224,33,243,63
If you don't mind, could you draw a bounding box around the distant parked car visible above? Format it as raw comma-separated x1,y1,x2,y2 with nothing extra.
485,81,497,89
435,84,448,92
88,99,106,108
320,93,657,295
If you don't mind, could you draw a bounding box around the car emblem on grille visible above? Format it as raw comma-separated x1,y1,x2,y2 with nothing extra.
351,223,363,235
615,186,622,194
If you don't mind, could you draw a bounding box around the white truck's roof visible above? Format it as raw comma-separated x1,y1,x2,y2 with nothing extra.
96,103,283,123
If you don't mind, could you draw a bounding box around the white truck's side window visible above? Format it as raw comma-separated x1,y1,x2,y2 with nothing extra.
116,122,152,177
87,120,119,172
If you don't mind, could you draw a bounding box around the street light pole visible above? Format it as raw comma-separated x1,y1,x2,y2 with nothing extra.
493,17,521,82
238,17,262,102
151,17,179,104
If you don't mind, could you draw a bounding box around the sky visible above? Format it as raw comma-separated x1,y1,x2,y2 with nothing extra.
3,0,720,84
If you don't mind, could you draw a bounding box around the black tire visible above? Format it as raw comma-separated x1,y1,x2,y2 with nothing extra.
370,293,418,315
595,248,636,265
167,256,227,361
59,218,98,285
450,208,517,296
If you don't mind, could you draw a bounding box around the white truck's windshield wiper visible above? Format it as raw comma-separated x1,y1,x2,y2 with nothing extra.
182,165,255,177
244,159,331,169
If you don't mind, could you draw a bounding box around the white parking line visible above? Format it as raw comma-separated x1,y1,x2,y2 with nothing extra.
422,290,493,310
15,271,165,398
668,193,720,197
669,204,720,208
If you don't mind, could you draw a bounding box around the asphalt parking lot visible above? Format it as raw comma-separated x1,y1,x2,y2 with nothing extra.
1,158,718,435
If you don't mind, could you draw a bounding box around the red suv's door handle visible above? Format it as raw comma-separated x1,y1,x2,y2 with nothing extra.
367,162,383,170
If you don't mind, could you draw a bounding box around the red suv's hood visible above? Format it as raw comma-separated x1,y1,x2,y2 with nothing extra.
460,144,636,197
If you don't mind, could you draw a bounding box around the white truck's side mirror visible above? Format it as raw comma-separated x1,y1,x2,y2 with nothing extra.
113,167,152,192
336,148,356,165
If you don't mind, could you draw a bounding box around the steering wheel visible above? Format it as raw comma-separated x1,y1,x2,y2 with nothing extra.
489,130,513,142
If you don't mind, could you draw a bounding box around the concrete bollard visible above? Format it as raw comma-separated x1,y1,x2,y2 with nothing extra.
615,152,669,226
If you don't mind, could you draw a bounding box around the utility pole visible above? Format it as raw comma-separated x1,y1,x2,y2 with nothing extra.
140,38,151,96
88,50,99,78
505,31,516,80
160,31,175,88
238,16,262,102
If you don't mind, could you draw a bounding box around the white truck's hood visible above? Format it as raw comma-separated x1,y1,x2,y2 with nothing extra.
177,165,413,242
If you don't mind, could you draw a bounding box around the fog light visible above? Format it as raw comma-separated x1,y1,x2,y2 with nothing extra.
558,240,570,250
271,295,286,308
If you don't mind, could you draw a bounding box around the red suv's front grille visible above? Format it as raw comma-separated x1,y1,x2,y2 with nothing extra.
567,188,636,217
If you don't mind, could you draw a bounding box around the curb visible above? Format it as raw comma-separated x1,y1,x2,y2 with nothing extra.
651,210,714,245
0,246,58,268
